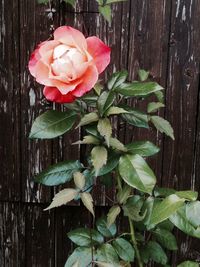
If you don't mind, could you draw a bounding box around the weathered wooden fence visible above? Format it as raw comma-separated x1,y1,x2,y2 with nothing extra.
0,0,200,266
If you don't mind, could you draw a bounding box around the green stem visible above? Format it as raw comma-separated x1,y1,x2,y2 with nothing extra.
128,217,143,267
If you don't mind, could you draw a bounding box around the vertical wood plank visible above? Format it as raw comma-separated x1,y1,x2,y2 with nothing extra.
162,0,200,264
0,203,25,267
25,204,55,267
0,0,21,200
19,0,59,203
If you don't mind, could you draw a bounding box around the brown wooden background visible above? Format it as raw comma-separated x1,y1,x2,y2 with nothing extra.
0,0,200,266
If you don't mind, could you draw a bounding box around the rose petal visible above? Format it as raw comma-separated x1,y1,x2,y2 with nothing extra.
43,86,75,103
72,65,98,97
86,36,111,74
54,26,87,51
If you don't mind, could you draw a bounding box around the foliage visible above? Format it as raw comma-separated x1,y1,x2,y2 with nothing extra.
30,68,200,267
37,0,126,22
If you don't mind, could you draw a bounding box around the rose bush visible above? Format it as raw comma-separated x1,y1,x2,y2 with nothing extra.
29,26,111,103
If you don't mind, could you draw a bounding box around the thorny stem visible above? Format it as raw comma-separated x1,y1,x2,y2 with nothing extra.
128,217,143,267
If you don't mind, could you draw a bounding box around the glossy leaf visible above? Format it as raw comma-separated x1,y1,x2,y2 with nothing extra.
96,244,119,263
123,195,146,222
112,238,135,262
44,189,78,210
97,91,115,117
146,241,168,265
98,152,120,176
81,192,95,216
119,154,156,194
186,201,200,227
106,106,129,116
117,184,132,204
99,5,111,23
35,160,83,186
29,110,76,139
149,194,185,226
91,146,108,175
126,141,160,157
152,228,178,251
120,106,149,128
97,118,112,146
109,137,127,152
68,228,104,246
65,247,93,267
73,135,100,145
107,70,128,90
170,205,200,238
138,69,149,81
107,205,121,226
73,172,85,190
96,216,117,237
115,82,163,97
77,112,99,127
151,116,174,140
147,102,165,113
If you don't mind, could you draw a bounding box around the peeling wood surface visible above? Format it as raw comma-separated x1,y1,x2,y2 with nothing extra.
0,0,200,266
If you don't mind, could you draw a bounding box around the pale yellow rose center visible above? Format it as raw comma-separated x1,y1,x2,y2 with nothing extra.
51,44,88,80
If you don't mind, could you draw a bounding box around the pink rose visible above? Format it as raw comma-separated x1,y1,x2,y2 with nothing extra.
29,26,111,103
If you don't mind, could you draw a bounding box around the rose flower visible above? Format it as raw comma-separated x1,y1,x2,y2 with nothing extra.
28,26,111,103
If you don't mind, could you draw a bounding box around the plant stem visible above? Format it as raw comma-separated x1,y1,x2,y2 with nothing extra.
128,217,143,267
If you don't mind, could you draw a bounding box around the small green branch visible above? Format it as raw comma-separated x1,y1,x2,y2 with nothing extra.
128,217,143,267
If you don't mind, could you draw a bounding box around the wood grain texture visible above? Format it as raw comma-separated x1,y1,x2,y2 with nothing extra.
0,0,200,266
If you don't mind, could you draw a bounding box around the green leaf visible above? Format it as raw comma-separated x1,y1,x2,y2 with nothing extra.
77,112,99,127
68,228,104,246
186,201,200,227
112,238,135,262
115,82,163,97
117,184,132,204
85,125,100,138
120,106,149,128
155,90,164,103
151,115,174,140
146,241,168,265
138,69,149,81
96,216,117,238
29,110,77,139
97,91,115,117
154,188,198,201
152,228,178,251
123,195,146,222
126,141,160,157
176,191,198,201
147,102,165,113
73,135,100,145
142,196,155,225
99,5,111,23
35,160,83,186
107,205,121,226
106,107,129,116
65,247,93,267
106,0,127,3
119,154,156,194
149,194,185,226
107,70,128,90
170,205,200,238
94,82,104,96
177,261,199,267
91,146,108,175
63,0,76,7
96,244,119,263
98,152,120,176
73,172,85,190
94,262,118,267
109,137,127,152
97,118,112,146
81,192,95,216
44,188,78,210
